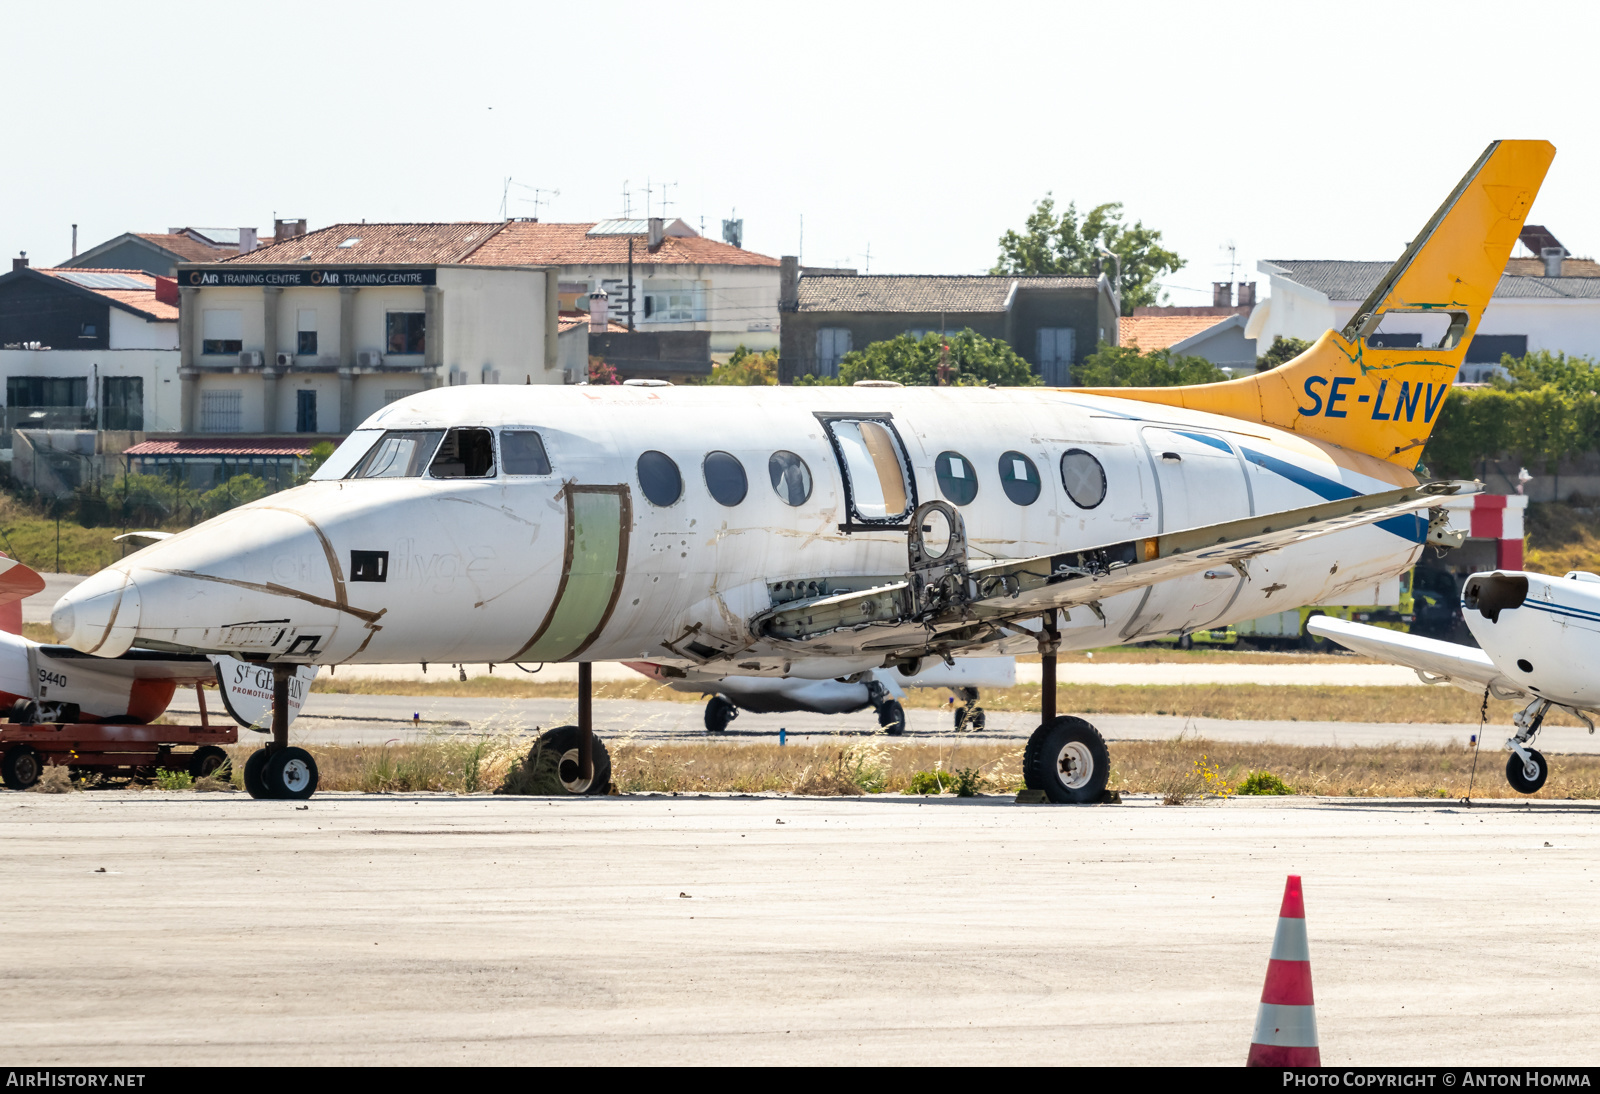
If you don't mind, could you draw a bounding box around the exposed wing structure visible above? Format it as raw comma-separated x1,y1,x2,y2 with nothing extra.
1306,616,1519,697
755,480,1476,658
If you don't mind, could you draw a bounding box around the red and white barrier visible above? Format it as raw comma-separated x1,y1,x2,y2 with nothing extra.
1438,493,1526,570
1246,874,1320,1067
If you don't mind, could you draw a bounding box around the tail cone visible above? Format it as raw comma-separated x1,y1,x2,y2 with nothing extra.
1246,874,1321,1067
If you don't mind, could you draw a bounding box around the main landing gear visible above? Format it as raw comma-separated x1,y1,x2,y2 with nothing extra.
868,679,906,736
705,694,739,733
1022,613,1111,804
244,665,320,800
952,687,986,731
520,662,613,795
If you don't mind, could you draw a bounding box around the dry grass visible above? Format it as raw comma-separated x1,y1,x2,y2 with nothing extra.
1525,502,1600,575
1017,648,1383,665
212,735,1600,800
312,674,701,703
30,764,75,793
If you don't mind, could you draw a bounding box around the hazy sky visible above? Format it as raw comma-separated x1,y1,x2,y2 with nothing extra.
6,1,1597,304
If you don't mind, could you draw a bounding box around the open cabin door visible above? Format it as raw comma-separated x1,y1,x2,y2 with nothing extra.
820,416,916,530
1122,427,1254,640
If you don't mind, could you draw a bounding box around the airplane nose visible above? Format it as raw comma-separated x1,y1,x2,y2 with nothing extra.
53,568,142,657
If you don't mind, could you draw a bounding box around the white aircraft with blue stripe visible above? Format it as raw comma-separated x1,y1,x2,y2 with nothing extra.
1312,571,1600,795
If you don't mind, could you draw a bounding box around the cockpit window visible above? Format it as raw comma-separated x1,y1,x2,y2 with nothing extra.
349,430,445,479
501,430,552,475
428,428,496,478
311,429,384,481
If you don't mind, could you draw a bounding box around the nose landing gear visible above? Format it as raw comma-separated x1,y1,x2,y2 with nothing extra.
244,665,321,800
1505,699,1552,795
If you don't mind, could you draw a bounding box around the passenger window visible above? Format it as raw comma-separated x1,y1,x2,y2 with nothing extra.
502,430,552,475
1060,448,1107,509
999,451,1041,505
768,451,813,506
350,430,444,478
428,428,496,478
703,451,747,506
638,450,682,506
935,451,978,506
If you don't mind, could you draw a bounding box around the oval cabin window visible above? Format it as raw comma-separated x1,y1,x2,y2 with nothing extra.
999,451,1041,505
703,451,748,506
934,451,978,506
768,451,813,506
637,451,683,507
1060,448,1107,509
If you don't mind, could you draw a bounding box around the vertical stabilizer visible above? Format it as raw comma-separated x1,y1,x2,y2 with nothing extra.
1077,140,1556,465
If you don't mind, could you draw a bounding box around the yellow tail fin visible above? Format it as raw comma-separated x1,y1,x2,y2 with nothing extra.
1080,139,1556,465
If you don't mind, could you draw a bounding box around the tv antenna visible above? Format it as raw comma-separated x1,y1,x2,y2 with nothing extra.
659,181,678,219
1220,240,1240,283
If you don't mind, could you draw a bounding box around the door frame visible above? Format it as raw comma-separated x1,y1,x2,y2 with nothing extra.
511,483,632,662
814,412,919,533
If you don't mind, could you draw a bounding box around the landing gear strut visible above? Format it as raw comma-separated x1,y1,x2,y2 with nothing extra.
1506,698,1551,794
521,662,612,794
866,679,906,735
952,687,986,731
1023,612,1111,803
244,664,319,800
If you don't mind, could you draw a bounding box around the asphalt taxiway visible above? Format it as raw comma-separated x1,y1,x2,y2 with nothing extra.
2,791,1596,1066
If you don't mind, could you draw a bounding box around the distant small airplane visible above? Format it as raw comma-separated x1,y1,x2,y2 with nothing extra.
1309,570,1600,794
625,656,1016,733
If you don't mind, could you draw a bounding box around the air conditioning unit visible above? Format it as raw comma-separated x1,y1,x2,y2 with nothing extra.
448,365,465,386
275,352,294,368
481,366,500,385
357,350,383,368
238,350,264,367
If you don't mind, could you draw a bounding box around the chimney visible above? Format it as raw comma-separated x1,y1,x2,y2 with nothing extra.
1542,246,1566,278
12,252,27,272
71,224,78,258
588,287,609,334
239,227,259,254
274,218,307,241
779,256,799,311
155,276,179,307
1212,281,1233,307
1237,281,1257,308
648,217,664,249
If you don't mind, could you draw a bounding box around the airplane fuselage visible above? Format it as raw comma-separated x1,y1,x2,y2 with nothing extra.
52,384,1427,673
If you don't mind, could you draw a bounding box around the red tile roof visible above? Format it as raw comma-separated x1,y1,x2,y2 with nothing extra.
36,269,178,321
1119,314,1231,352
225,221,778,268
136,233,236,263
558,311,628,334
124,438,321,456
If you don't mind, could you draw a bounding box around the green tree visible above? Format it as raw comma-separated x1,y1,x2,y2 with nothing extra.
1423,351,1600,477
295,441,337,485
200,474,272,518
991,195,1185,315
703,345,777,385
1074,342,1229,387
1257,335,1312,371
799,329,1040,387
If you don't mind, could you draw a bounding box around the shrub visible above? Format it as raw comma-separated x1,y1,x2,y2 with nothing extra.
1236,770,1293,795
907,770,952,795
154,769,194,790
800,328,1040,387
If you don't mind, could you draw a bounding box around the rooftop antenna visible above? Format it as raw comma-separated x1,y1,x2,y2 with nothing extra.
659,181,678,219
644,176,653,218
1220,240,1240,284
527,186,560,220
500,177,512,220
863,242,871,274
799,214,804,265
622,180,631,218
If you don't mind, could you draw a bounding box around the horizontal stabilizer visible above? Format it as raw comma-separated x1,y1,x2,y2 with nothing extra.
1306,616,1516,697
0,557,47,608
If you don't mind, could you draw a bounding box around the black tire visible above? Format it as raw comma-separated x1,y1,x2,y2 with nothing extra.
1023,716,1110,804
243,748,272,799
704,695,738,733
1299,612,1327,650
970,708,986,732
188,745,231,780
527,726,612,795
1177,634,1193,650
1,744,42,790
878,699,906,736
6,699,38,725
262,747,318,800
1506,749,1549,794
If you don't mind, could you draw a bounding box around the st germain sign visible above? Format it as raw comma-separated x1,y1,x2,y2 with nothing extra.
182,268,437,288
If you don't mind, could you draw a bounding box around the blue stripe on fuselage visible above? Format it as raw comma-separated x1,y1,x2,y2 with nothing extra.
1240,446,1425,544
1174,430,1235,454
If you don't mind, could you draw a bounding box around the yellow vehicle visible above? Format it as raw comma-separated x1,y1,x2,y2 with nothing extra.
1234,571,1419,649
1148,626,1238,650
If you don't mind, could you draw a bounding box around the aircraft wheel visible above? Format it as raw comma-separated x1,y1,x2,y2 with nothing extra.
1506,749,1549,795
1177,634,1194,650
243,749,273,799
969,708,986,731
1,744,42,790
1024,717,1110,804
527,726,612,795
1299,612,1328,650
263,747,318,800
187,745,231,780
878,700,906,736
705,695,738,733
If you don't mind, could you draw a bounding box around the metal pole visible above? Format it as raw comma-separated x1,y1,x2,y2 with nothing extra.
578,661,593,782
272,665,290,751
1039,611,1060,729
626,239,635,333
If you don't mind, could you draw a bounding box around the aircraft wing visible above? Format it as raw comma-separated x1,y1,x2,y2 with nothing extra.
35,644,217,684
1306,617,1523,698
754,480,1475,658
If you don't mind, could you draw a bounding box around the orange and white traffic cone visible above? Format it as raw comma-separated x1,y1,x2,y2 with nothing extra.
1246,874,1320,1067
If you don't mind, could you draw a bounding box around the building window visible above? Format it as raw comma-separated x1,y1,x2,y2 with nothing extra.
643,280,700,323
7,376,87,408
202,309,244,355
297,309,318,356
1464,334,1527,364
296,389,317,433
201,390,242,433
386,312,426,355
78,323,97,339
1037,328,1075,386
102,377,143,431
815,328,852,377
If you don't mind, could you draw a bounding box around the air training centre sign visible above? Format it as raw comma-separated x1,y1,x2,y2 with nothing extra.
182,268,437,288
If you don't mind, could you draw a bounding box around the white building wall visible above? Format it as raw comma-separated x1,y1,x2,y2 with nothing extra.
196,372,266,433
275,287,336,363
557,325,588,383
276,374,342,434
352,287,428,362
108,310,179,350
558,261,780,353
436,266,552,383
195,287,265,363
353,375,427,423
0,348,182,431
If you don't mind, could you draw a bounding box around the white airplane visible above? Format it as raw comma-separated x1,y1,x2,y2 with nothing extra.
1310,570,1600,794
48,140,1554,803
625,656,1017,733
